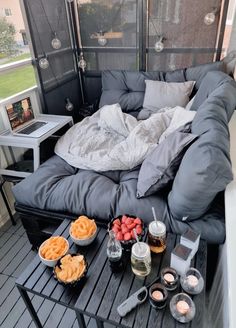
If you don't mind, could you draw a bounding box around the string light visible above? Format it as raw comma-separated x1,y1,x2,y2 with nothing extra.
154,36,165,52
51,32,62,49
65,98,74,111
98,31,107,46
39,56,49,69
204,8,218,25
78,52,87,72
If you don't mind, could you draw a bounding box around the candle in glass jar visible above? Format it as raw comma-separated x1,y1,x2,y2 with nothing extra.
152,290,163,301
187,275,199,288
176,300,190,315
164,273,175,283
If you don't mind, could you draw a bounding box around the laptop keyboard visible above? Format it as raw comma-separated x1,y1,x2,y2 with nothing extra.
19,121,47,135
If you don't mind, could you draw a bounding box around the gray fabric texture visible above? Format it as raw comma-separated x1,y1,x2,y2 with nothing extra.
168,72,236,221
12,63,233,244
137,132,198,198
142,80,195,111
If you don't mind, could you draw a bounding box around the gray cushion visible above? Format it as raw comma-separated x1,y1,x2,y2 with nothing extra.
137,132,198,198
168,72,236,221
99,62,225,112
143,80,195,111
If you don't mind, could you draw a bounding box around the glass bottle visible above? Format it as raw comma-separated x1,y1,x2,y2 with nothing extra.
107,230,123,272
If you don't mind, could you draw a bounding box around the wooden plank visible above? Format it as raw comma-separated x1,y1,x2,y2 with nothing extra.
0,236,28,273
75,232,109,311
57,308,77,328
13,249,36,279
44,303,67,328
28,299,55,328
0,232,12,248
108,261,135,324
86,259,113,315
0,273,8,289
0,233,20,259
68,229,107,307
14,295,44,328
0,286,21,325
0,276,15,306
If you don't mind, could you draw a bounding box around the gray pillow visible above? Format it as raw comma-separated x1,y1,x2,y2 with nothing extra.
137,131,198,198
142,80,195,112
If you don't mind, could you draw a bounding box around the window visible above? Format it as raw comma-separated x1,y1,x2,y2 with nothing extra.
5,8,12,16
0,3,36,99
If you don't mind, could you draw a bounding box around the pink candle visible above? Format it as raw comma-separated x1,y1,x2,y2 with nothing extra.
152,290,164,301
176,300,190,315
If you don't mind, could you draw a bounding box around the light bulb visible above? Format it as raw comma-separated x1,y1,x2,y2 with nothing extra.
65,98,74,111
39,57,49,69
51,37,61,50
98,36,107,46
79,54,87,72
204,12,216,25
154,40,164,53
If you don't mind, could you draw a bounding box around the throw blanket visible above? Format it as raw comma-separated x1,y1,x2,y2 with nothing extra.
55,104,196,171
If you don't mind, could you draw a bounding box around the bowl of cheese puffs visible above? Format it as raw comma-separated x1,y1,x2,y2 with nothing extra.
54,253,87,286
39,236,69,267
70,215,97,246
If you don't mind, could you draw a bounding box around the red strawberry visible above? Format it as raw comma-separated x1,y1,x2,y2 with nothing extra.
127,222,136,230
121,223,127,230
122,226,129,234
116,232,123,240
131,230,136,239
126,217,134,225
136,225,142,235
124,232,132,241
122,215,128,223
113,219,121,226
134,218,142,225
112,225,120,234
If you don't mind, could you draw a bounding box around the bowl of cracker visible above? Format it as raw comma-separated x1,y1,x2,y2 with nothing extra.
39,236,69,267
70,215,97,246
54,253,87,286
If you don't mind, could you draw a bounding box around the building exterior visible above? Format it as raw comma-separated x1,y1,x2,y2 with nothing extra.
0,0,27,46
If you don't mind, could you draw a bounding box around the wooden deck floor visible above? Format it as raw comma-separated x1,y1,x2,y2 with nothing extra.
0,216,113,328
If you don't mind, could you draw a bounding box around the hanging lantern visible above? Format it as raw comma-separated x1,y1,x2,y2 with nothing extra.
79,53,87,72
65,98,74,111
98,31,107,46
39,56,49,69
204,8,218,25
51,32,62,50
154,36,165,53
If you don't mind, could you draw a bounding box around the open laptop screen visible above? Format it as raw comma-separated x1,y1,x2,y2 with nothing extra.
5,97,34,131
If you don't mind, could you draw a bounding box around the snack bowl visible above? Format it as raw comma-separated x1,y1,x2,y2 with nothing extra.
38,236,69,267
53,253,88,287
108,215,145,251
69,216,97,246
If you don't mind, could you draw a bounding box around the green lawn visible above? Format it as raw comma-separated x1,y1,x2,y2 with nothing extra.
0,65,36,99
4,53,31,64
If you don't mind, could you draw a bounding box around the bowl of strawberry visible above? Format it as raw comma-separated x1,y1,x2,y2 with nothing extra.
108,215,145,250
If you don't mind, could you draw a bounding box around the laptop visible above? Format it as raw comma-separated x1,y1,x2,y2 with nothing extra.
5,97,58,138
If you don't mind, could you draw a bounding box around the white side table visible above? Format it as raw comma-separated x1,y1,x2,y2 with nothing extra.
0,114,73,178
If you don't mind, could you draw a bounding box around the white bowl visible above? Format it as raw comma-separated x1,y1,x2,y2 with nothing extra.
69,226,97,246
38,237,69,267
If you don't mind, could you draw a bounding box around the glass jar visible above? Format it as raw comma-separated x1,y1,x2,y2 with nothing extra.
148,221,166,253
131,242,151,277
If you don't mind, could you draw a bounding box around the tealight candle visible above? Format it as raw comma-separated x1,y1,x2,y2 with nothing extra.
149,283,168,309
187,275,198,288
161,267,178,291
176,300,190,315
152,290,163,301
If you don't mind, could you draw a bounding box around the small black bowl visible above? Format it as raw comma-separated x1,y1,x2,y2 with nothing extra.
53,253,88,288
108,215,145,252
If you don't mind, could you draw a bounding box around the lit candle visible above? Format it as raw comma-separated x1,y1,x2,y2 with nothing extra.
176,300,190,315
164,273,175,283
152,290,163,301
187,275,198,288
